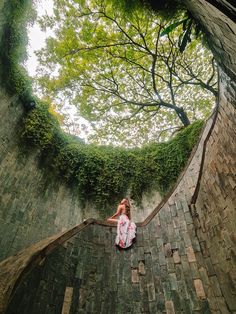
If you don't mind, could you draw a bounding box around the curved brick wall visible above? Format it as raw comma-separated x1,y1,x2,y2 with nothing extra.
5,222,212,314
0,87,162,262
3,94,235,313
0,0,235,313
192,71,236,312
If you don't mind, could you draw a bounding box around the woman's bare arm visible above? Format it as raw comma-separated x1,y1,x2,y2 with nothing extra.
107,204,124,221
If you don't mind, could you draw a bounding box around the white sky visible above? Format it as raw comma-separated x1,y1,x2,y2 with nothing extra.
25,0,215,146
26,0,54,76
25,0,93,141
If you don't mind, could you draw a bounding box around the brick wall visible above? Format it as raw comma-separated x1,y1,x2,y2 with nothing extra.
0,88,163,261
4,93,235,312
0,90,100,261
5,189,230,313
1,0,236,313
5,222,214,314
185,0,236,81
3,75,235,313
192,71,236,312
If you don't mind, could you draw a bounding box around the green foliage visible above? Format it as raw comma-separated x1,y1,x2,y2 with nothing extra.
108,0,185,19
0,0,34,101
139,120,204,193
36,0,217,146
160,18,188,36
22,100,204,212
22,101,60,149
1,0,205,215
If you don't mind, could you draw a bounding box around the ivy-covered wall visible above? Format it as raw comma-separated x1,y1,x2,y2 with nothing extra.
0,0,235,313
3,96,235,313
0,0,204,261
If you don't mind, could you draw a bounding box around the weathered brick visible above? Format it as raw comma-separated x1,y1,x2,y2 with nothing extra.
173,250,181,264
186,246,197,263
194,279,206,299
165,300,175,314
130,269,139,284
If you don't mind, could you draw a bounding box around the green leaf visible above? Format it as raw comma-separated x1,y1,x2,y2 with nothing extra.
160,18,188,37
179,22,192,52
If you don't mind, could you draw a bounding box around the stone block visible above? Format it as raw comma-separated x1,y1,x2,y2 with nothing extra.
132,269,139,283
171,290,181,312
164,243,172,257
182,199,190,213
186,246,197,263
215,296,231,314
182,232,192,247
177,280,189,299
156,238,163,249
199,267,211,287
148,301,158,313
209,275,222,297
138,260,146,276
145,252,152,269
132,302,142,313
165,300,175,314
185,212,193,225
137,247,145,261
173,250,181,264
190,262,200,279
170,204,177,217
143,239,151,254
162,281,171,300
147,282,156,301
143,228,149,240
175,264,183,281
61,287,73,314
175,200,182,211
160,265,168,282
131,248,139,268
169,273,178,291
158,250,166,266
181,255,191,281
191,236,201,252
167,257,175,273
205,257,216,276
156,292,165,311
194,279,206,299
167,224,176,241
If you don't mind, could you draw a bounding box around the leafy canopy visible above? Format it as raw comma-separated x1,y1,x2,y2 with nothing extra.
1,0,206,212
36,0,217,147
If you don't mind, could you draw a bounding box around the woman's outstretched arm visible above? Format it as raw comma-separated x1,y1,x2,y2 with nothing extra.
107,204,123,222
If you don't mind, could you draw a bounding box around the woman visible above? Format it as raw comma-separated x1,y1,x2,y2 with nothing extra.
107,198,136,249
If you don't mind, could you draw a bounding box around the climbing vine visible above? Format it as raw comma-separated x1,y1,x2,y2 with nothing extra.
0,0,34,103
1,0,205,213
22,103,204,211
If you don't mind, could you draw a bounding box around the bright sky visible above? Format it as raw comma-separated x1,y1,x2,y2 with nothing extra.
25,0,91,141
26,0,93,140
25,0,215,147
26,0,54,76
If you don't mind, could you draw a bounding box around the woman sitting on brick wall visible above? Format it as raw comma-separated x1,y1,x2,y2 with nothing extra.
107,198,136,248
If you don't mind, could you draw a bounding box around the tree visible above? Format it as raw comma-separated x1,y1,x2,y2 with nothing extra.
36,0,217,146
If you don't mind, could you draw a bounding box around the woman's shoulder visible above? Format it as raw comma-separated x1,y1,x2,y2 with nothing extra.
118,203,126,212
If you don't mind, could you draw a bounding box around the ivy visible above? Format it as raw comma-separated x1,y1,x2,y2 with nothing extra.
1,0,205,215
22,101,60,149
22,102,204,213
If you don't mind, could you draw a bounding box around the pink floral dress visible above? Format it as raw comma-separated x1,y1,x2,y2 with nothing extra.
115,214,136,248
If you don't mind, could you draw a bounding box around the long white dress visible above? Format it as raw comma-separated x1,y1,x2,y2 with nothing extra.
115,214,136,248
